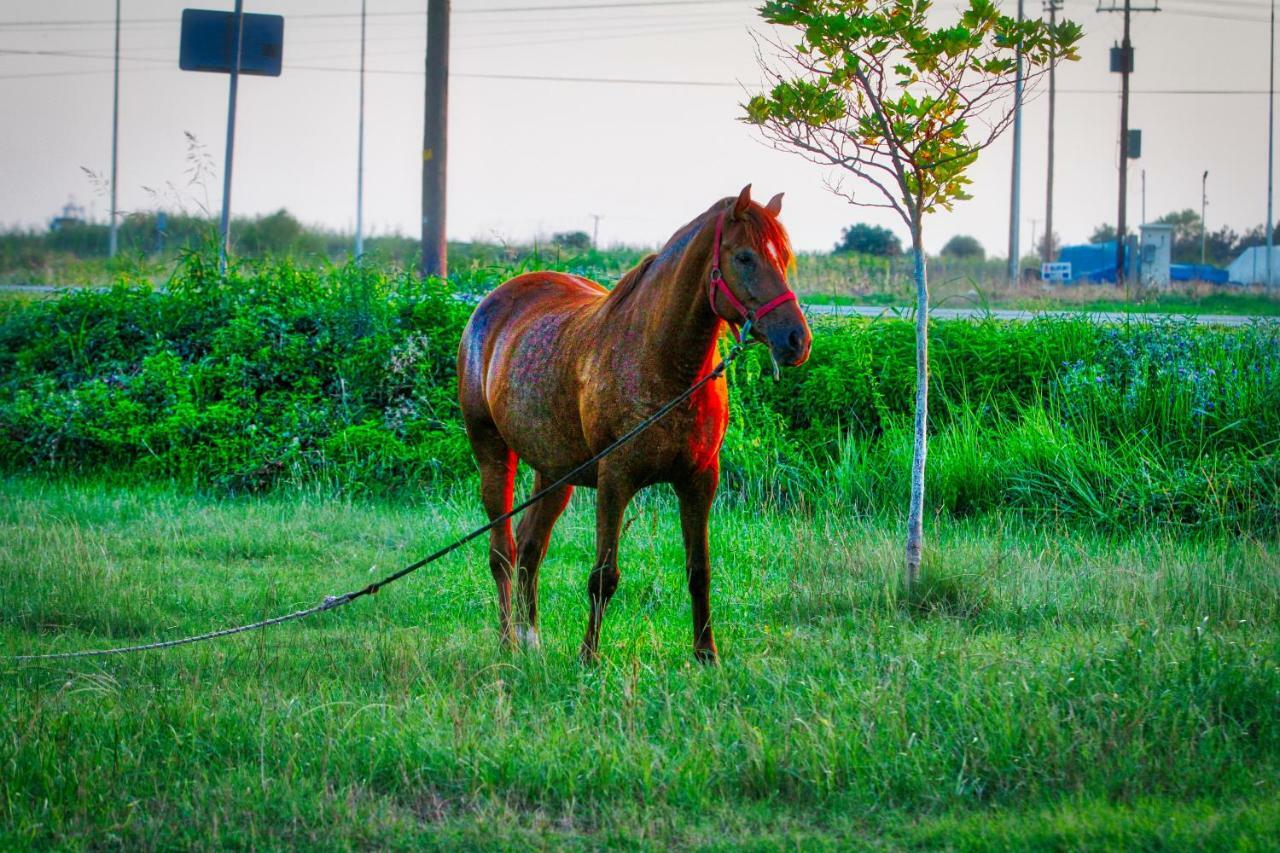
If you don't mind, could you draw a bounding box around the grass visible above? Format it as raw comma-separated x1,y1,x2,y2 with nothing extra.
3,477,1278,848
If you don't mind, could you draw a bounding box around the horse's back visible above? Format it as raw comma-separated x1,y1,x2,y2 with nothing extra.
458,272,605,474
459,272,602,389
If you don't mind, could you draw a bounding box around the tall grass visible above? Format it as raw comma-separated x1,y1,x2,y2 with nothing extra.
2,479,1279,847
1,254,1277,532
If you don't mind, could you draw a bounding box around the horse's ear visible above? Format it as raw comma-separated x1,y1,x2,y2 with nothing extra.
732,184,752,219
765,192,784,217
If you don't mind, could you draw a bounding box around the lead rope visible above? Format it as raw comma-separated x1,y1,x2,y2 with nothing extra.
13,329,754,662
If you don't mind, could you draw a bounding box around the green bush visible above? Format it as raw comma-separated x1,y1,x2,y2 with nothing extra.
1,253,1277,531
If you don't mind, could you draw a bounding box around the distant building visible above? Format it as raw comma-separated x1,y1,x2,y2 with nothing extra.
49,199,86,231
1138,223,1173,289
1228,246,1280,285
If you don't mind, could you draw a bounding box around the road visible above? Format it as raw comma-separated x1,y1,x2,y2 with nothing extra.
1,283,1274,326
804,302,1275,327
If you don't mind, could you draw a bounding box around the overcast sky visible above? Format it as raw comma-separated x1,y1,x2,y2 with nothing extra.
0,0,1273,256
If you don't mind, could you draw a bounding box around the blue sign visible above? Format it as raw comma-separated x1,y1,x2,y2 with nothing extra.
180,9,284,77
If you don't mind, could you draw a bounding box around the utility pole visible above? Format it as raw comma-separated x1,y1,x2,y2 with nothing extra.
1201,170,1209,267
1044,0,1062,263
1008,0,1024,282
1269,0,1275,289
590,213,603,248
420,0,450,278
218,0,245,274
1141,168,1146,225
109,0,121,258
355,0,367,260
1097,0,1160,288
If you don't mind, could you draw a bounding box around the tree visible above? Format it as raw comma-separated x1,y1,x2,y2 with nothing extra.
835,222,902,256
746,0,1079,587
552,230,592,252
1089,223,1117,244
1155,209,1201,263
940,234,984,260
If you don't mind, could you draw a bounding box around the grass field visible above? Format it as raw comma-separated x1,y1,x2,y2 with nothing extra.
3,478,1278,848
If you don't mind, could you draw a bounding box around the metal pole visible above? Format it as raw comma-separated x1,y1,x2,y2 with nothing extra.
355,0,366,260
1141,168,1146,225
1269,0,1275,288
1044,0,1060,263
1201,170,1209,267
109,0,120,258
218,0,245,275
591,213,602,247
420,0,450,278
1117,0,1132,288
1008,0,1024,282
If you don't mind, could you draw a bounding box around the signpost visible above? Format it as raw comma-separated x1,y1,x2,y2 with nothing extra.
1041,261,1072,283
179,6,284,273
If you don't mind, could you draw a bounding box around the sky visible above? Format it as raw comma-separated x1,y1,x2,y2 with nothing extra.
0,0,1275,256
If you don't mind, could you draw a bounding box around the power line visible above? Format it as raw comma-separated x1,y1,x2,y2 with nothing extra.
0,1,752,29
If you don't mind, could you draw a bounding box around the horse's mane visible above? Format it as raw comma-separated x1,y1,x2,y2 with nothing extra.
605,253,658,306
602,199,794,309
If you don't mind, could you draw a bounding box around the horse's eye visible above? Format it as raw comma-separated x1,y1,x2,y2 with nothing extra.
735,251,754,266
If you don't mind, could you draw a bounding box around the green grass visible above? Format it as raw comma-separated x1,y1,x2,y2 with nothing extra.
3,477,1278,848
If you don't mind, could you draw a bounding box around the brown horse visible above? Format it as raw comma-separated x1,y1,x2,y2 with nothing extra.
457,186,812,662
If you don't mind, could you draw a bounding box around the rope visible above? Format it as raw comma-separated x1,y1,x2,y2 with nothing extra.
13,334,752,663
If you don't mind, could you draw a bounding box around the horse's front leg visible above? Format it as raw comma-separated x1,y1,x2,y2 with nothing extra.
674,466,719,664
580,472,636,663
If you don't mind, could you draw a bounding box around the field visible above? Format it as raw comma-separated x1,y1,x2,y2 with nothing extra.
4,478,1279,848
2,254,1279,848
5,217,1280,318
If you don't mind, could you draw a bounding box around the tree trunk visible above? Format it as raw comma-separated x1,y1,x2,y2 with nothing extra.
905,222,929,588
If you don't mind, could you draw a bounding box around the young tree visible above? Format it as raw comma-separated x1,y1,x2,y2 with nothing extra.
746,0,1079,586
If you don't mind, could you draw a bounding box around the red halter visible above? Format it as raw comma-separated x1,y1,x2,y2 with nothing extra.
709,210,798,341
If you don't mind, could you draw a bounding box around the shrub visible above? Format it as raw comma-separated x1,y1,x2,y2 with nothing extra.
1,252,1277,531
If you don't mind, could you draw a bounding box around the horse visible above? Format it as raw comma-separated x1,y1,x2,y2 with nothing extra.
457,185,812,663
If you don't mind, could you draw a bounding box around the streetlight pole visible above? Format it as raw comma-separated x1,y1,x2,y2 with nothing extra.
109,0,121,258
1044,0,1062,263
1269,0,1276,289
355,0,366,260
1201,170,1209,268
1008,0,1024,282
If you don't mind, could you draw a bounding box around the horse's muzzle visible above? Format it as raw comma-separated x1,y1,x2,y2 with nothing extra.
765,323,811,367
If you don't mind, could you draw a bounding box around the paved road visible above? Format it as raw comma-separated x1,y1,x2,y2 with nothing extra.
2,283,1273,326
804,302,1275,327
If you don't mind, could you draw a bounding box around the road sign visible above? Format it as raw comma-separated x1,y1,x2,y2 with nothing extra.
1042,261,1072,283
180,8,283,77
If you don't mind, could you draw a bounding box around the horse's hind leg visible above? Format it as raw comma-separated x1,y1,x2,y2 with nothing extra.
469,423,518,648
514,472,573,650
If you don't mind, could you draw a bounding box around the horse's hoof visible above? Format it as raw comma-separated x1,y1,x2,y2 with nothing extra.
578,643,600,665
693,646,719,666
517,626,541,651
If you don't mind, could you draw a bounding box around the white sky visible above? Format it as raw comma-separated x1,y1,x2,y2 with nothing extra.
0,0,1274,255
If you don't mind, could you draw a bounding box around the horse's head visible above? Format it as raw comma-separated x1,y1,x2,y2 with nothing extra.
709,185,812,367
